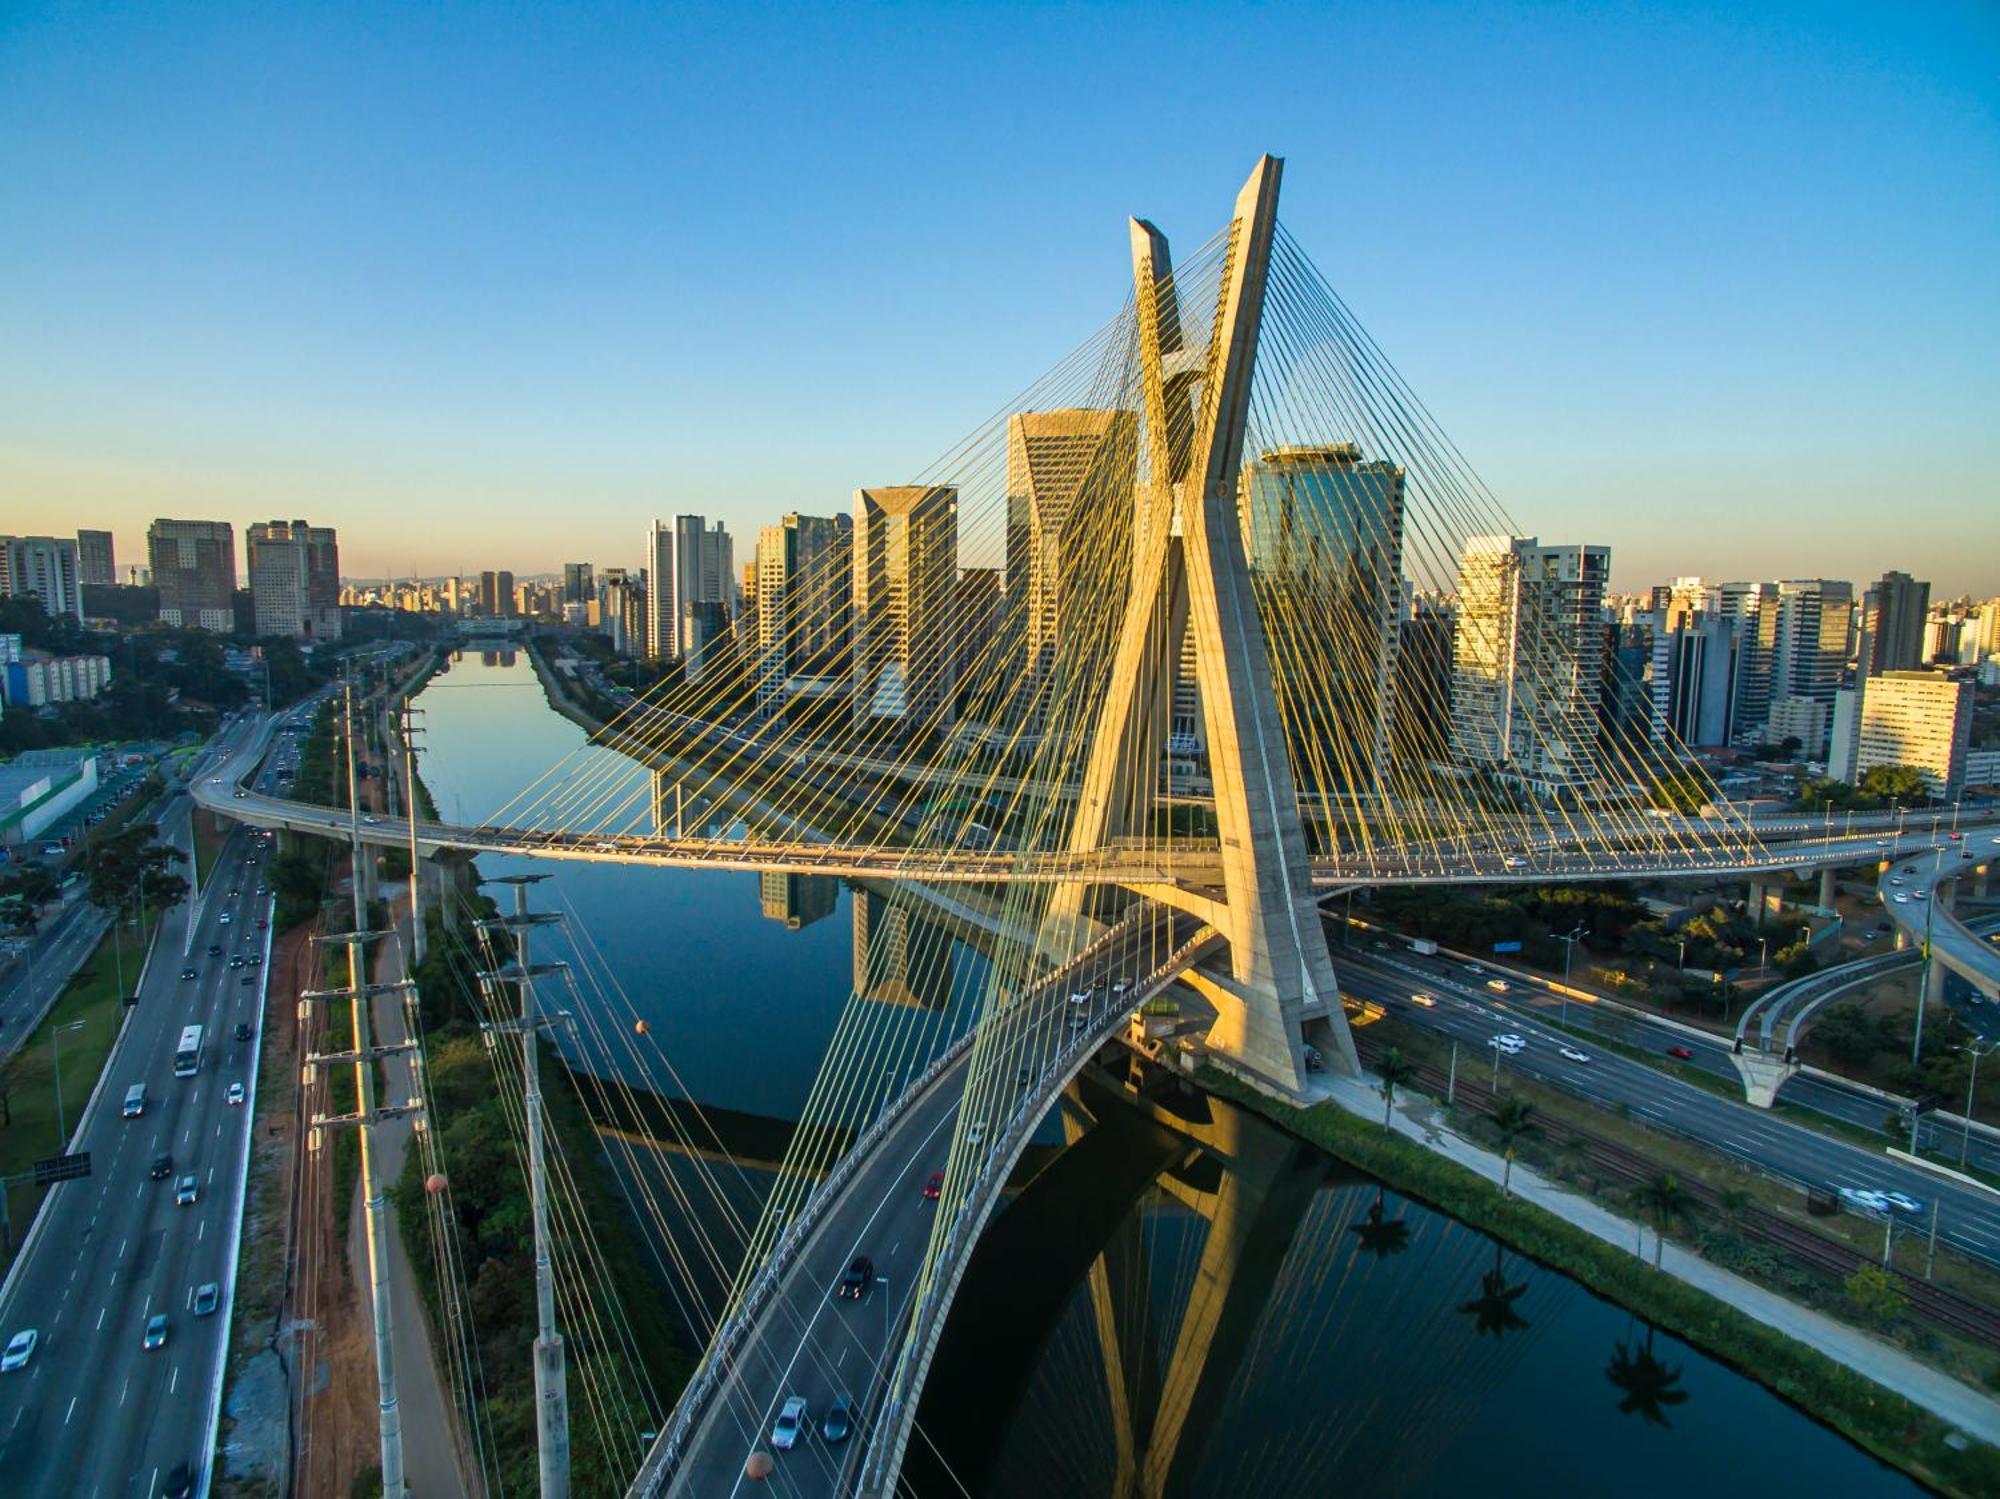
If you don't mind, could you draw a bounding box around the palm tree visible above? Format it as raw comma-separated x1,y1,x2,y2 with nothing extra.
1632,1171,1694,1269
1490,1096,1537,1196
1458,1243,1529,1340
1606,1324,1689,1426
1376,1047,1418,1129
1349,1187,1410,1260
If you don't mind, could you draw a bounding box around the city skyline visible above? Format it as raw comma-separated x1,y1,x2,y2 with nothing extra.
2,3,1996,591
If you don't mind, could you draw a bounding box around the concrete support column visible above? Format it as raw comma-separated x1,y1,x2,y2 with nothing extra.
1748,880,1768,929
1818,866,1836,910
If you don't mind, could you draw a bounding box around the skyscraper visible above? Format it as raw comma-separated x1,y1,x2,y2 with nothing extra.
1450,535,1610,796
75,530,116,588
756,512,852,716
644,520,676,659
1858,570,1930,678
1240,443,1404,788
148,520,237,631
1646,578,1740,747
247,519,342,640
1005,408,1140,717
1855,670,1973,796
852,485,958,732
0,536,85,623
562,562,595,607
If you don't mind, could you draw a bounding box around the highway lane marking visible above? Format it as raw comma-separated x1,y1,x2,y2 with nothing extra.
119,1377,128,1406
169,1365,178,1394
64,1396,76,1425
96,1308,105,1330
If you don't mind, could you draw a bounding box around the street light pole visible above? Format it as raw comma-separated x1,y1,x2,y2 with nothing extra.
50,1019,84,1147
1962,1040,1994,1169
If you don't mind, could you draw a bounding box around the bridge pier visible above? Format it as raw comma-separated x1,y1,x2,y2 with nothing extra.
1729,1047,1798,1109
1819,865,1837,910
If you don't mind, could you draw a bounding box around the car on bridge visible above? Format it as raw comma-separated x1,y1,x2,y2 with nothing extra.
175,1175,200,1206
1559,1046,1592,1064
1666,1045,1695,1061
193,1283,220,1317
150,1152,173,1180
1487,1034,1524,1054
838,1255,874,1300
823,1395,856,1444
142,1313,169,1350
771,1395,808,1451
1409,993,1436,1007
921,1171,943,1201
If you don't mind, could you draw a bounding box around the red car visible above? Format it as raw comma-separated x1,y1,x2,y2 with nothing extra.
921,1171,944,1201
1666,1045,1695,1061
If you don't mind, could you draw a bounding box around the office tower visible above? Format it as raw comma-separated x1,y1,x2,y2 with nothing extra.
247,519,342,640
1450,535,1611,796
1391,598,1455,767
562,562,595,608
1240,443,1405,788
1647,579,1740,747
76,530,116,588
1005,409,1140,715
644,520,675,658
671,516,734,658
853,887,954,1009
758,872,839,931
0,537,85,622
1828,687,1861,782
756,512,852,717
734,560,759,646
1602,619,1652,748
852,485,958,731
1855,670,1974,796
148,519,237,631
1858,570,1930,678
952,568,1004,719
598,568,645,657
1762,580,1853,750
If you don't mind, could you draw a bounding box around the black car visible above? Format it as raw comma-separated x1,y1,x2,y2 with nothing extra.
837,1255,874,1301
161,1461,194,1499
823,1395,856,1444
150,1153,173,1180
179,967,198,981
207,944,224,958
234,1022,253,1042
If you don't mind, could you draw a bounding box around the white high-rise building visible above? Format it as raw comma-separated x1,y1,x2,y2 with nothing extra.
644,516,734,662
0,536,85,623
1855,670,1973,797
1450,535,1610,796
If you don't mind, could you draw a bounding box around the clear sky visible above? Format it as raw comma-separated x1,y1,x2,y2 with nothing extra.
1,1,1995,593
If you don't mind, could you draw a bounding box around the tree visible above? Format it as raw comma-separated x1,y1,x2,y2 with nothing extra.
1376,1047,1418,1129
1858,764,1930,806
1607,1325,1689,1426
1844,1264,1909,1329
1632,1171,1694,1268
1774,937,1817,979
1490,1096,1537,1196
1813,1003,1885,1067
82,823,188,994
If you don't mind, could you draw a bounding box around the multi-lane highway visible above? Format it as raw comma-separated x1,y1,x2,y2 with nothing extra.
1333,942,2000,1266
0,896,111,1061
0,720,282,1499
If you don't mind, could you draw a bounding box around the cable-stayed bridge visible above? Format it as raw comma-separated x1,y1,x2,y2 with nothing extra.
193,154,1998,1499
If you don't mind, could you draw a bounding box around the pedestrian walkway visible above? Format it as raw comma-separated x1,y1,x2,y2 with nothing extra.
1303,1066,2000,1443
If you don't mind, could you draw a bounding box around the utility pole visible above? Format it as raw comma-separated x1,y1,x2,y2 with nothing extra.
400,703,426,968
479,874,572,1499
299,683,416,1499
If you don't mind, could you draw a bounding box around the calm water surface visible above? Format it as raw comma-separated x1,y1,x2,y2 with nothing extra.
414,649,1916,1498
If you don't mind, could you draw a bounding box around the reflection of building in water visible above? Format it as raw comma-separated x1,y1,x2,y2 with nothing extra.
758,872,838,931
853,887,954,1008
478,649,519,670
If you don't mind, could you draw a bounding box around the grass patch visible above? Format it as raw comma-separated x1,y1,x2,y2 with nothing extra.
193,808,229,886
0,910,159,1264
1201,1065,2000,1499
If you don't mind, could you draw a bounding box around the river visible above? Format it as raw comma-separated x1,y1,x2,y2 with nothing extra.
411,646,1916,1498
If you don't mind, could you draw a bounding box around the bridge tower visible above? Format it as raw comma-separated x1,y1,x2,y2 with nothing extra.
1060,155,1357,1094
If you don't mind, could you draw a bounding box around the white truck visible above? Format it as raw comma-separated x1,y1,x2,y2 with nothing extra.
1410,938,1439,956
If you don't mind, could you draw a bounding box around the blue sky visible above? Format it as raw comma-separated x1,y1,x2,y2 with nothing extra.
1,1,1995,591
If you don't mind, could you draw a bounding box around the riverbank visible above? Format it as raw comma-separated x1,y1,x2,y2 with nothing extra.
1200,1061,2000,1497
